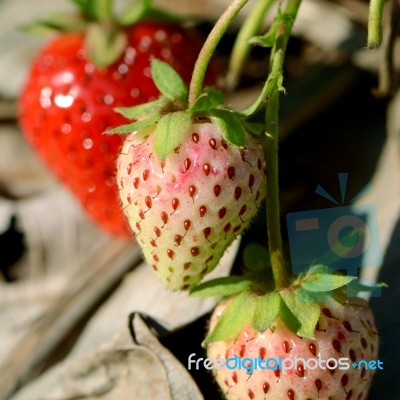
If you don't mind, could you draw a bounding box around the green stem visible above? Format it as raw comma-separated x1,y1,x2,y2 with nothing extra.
188,0,250,107
95,0,113,22
264,56,289,290
225,0,276,90
368,0,386,48
263,0,302,289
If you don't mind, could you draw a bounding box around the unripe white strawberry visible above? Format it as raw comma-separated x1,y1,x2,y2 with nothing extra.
117,121,266,290
207,296,379,400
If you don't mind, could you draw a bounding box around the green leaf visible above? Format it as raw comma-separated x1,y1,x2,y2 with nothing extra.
252,292,280,332
115,98,166,120
85,24,127,67
280,290,320,339
189,87,225,113
118,0,152,26
153,111,192,160
243,243,270,272
151,59,188,101
209,109,246,147
106,115,160,134
190,276,253,297
203,292,255,344
240,119,265,135
301,273,356,293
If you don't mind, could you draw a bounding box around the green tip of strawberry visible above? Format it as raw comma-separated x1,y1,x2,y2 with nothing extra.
108,59,264,160
192,258,385,344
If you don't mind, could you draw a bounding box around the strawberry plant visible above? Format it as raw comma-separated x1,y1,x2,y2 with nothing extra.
18,0,222,237
109,0,387,397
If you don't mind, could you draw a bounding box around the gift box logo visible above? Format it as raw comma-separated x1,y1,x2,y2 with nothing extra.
286,173,382,284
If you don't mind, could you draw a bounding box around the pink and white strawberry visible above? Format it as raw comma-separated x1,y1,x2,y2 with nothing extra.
192,262,381,400
111,59,266,290
207,296,378,400
117,122,265,290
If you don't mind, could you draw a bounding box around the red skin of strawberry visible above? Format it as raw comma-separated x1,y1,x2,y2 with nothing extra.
19,21,221,237
207,298,379,400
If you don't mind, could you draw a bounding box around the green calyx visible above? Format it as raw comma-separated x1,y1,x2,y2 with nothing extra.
107,59,263,160
23,0,188,68
191,246,385,344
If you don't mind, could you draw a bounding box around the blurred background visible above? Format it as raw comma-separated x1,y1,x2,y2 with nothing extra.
0,0,399,399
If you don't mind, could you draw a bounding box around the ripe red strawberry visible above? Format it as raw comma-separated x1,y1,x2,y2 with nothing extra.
19,18,221,237
117,122,266,290
207,296,379,400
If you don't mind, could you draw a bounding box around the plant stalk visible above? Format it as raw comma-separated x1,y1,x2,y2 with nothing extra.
225,0,276,90
368,0,386,48
188,0,250,106
96,0,113,22
263,0,302,289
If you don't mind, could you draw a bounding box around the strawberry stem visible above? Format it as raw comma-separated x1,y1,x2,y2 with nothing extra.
225,0,276,91
368,0,386,48
96,0,113,22
188,0,250,107
263,0,302,289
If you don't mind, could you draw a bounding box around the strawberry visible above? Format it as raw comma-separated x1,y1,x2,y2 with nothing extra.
111,59,266,290
207,297,378,400
117,122,265,290
191,260,382,400
18,1,221,237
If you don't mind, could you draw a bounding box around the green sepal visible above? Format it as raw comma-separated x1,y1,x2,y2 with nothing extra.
243,243,270,272
71,0,112,22
252,291,281,332
347,280,388,294
296,288,334,303
279,289,320,339
190,276,253,298
118,0,152,26
144,7,194,24
115,98,167,120
22,14,87,34
279,298,301,334
71,0,87,7
240,119,265,136
189,87,225,113
153,111,192,160
105,115,160,134
203,292,255,345
85,24,127,68
300,271,356,293
151,59,188,101
209,109,246,147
